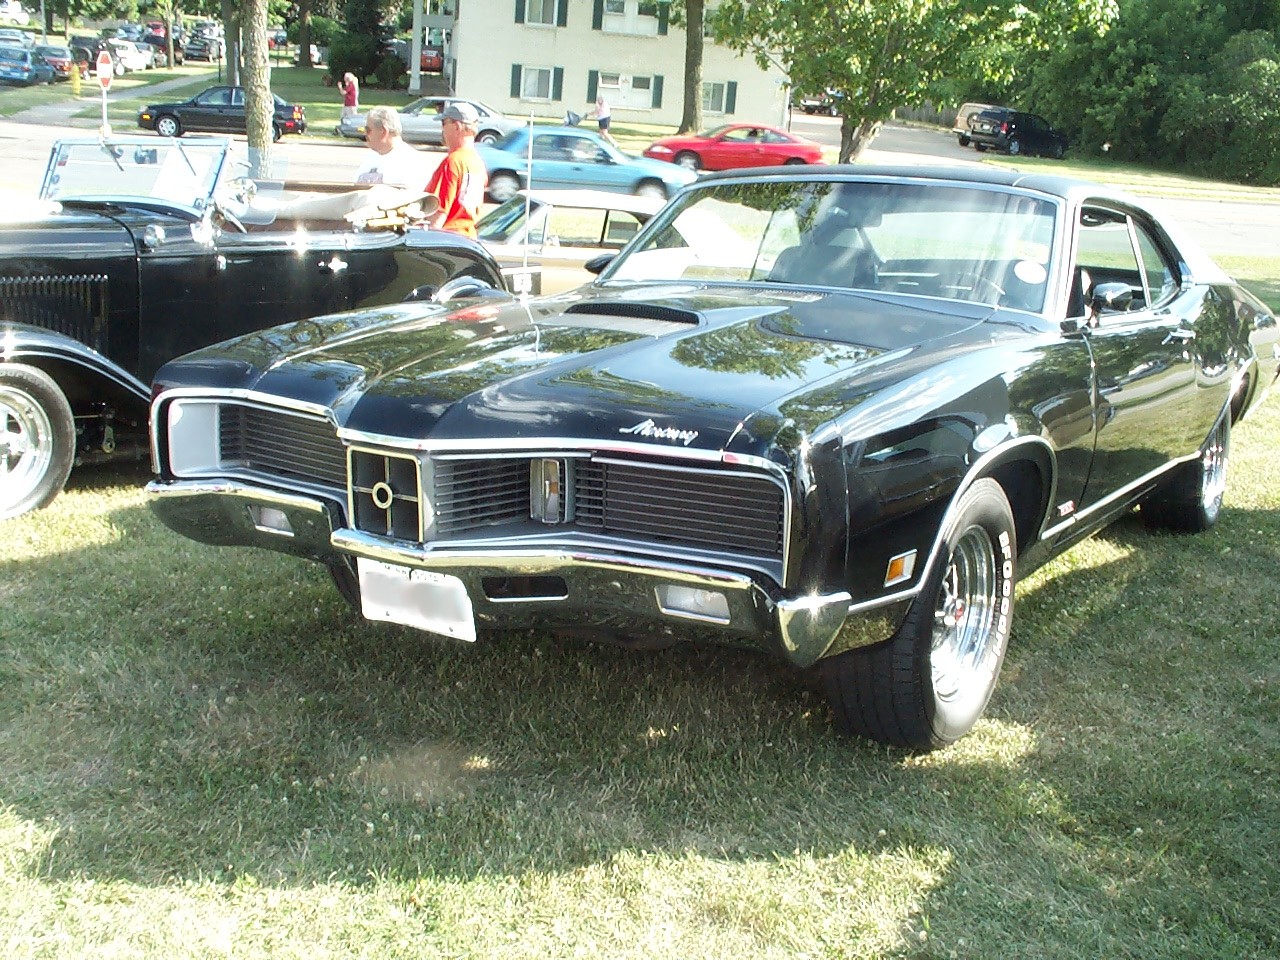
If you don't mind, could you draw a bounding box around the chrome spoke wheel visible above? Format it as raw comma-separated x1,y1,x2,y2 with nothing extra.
931,524,1000,704
0,383,55,516
1200,415,1229,515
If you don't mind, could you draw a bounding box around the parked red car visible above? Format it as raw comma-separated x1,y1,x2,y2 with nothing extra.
643,122,825,171
33,44,75,81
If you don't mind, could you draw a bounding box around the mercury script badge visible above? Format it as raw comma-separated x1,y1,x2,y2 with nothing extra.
619,418,699,446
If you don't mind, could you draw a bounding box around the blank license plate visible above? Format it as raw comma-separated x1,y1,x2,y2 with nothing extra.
357,558,476,642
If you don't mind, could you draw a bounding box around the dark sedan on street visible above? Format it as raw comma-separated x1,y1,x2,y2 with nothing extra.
138,85,306,139
145,164,1278,750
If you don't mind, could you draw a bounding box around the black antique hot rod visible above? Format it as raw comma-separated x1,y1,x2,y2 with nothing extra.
0,135,506,520
147,165,1278,748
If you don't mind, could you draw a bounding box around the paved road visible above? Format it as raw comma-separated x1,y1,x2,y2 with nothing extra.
2,107,1275,258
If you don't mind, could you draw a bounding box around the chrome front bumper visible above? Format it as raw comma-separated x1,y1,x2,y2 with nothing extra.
147,479,908,667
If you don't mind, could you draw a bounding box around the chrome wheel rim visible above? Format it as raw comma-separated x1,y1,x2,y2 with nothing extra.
1201,417,1229,512
931,524,999,703
675,154,698,170
0,384,54,515
489,176,517,202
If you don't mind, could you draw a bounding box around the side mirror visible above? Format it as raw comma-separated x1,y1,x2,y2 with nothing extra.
584,253,615,275
1090,281,1134,314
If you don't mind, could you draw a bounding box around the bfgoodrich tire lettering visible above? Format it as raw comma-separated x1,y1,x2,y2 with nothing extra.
0,363,76,520
819,478,1016,749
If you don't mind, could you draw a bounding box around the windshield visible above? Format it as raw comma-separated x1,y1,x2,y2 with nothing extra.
41,137,230,211
476,195,543,242
606,178,1059,312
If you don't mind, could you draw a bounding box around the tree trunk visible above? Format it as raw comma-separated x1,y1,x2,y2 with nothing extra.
221,0,241,87
298,0,314,69
839,116,883,163
678,0,704,135
241,0,273,177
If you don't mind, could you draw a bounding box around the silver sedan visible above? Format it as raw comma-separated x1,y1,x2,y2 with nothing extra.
335,96,521,146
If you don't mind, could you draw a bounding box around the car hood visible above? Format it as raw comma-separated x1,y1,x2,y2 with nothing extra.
158,285,1020,458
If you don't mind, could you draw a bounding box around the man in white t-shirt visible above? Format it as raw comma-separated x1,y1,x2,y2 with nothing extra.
353,106,427,190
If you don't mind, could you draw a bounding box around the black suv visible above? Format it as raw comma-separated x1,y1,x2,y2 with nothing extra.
966,108,1068,158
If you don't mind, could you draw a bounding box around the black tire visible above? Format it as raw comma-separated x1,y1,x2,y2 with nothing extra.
974,143,988,153
272,124,282,142
326,557,361,610
819,478,1016,749
155,114,181,137
1141,412,1230,533
1007,137,1023,156
673,150,699,171
476,129,501,145
487,171,520,202
0,363,76,521
635,179,667,200
783,157,806,165
958,134,970,147
1052,142,1066,160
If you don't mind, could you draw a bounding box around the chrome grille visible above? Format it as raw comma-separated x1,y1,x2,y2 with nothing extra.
218,404,346,490
0,274,109,350
350,449,423,541
434,458,528,534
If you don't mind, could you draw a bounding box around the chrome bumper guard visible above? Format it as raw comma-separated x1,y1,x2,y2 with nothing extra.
147,479,905,667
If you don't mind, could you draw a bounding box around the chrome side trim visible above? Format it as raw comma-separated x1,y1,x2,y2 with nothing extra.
1039,455,1188,540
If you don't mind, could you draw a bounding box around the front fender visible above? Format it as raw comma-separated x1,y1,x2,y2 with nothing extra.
1,321,149,415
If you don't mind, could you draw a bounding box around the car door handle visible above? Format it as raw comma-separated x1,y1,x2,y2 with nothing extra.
1162,328,1195,345
319,255,348,274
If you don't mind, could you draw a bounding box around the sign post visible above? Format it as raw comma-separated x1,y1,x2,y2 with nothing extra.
96,51,112,137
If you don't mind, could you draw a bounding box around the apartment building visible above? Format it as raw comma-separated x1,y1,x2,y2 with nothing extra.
451,0,788,129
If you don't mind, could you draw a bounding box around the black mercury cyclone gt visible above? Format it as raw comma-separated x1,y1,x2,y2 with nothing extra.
0,135,507,520
147,165,1279,749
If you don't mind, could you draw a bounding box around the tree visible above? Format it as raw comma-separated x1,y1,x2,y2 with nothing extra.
677,0,705,134
241,0,274,176
711,0,1118,162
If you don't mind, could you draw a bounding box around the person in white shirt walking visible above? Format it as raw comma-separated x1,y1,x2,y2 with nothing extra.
586,94,617,146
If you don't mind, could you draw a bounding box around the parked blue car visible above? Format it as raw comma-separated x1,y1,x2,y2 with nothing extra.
0,44,54,84
477,126,696,203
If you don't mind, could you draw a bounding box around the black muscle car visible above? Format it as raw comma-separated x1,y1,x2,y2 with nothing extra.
146,165,1279,749
0,135,506,520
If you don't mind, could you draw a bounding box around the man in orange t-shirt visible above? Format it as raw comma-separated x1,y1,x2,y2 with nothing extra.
425,102,488,238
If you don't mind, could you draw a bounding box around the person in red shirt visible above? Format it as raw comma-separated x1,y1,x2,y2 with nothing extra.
338,73,359,119
425,102,488,238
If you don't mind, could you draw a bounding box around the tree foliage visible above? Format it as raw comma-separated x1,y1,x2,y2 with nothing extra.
710,0,1117,161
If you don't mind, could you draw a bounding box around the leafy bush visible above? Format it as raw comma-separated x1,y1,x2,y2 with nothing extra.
289,15,341,48
327,30,382,84
372,52,407,90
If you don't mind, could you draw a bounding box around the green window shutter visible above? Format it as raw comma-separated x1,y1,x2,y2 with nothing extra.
552,66,564,101
592,0,603,30
587,69,598,103
657,5,668,34
515,0,525,24
511,64,522,98
556,0,568,27
652,74,663,109
725,81,737,115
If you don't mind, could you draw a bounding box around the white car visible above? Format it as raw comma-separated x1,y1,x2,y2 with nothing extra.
0,1,29,26
107,38,153,72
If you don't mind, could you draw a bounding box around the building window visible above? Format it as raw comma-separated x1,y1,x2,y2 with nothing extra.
523,66,553,99
601,0,662,36
526,0,557,24
702,81,725,114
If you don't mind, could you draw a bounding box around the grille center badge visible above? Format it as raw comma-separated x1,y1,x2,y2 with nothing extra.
370,481,395,510
619,418,699,446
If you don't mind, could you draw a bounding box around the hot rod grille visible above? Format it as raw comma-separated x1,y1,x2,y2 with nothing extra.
218,405,346,490
0,274,109,350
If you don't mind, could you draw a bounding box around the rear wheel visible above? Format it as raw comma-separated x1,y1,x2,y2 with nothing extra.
1142,412,1230,533
0,364,76,521
1052,141,1066,160
958,134,970,147
673,151,700,171
487,171,520,202
818,478,1016,749
974,143,988,153
1007,137,1023,156
272,123,282,142
476,129,501,145
783,157,806,165
155,114,181,137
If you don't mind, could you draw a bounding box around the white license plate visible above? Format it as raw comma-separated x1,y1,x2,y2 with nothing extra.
357,558,476,642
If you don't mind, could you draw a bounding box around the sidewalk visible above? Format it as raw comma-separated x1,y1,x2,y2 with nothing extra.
7,73,205,127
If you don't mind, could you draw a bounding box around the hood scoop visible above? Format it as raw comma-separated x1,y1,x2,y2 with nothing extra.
562,301,702,327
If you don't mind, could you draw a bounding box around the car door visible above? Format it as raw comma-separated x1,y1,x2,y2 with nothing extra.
1073,202,1219,511
228,87,248,134
401,99,446,144
184,87,233,133
707,127,766,169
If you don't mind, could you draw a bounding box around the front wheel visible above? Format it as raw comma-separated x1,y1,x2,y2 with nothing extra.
155,114,181,137
1142,412,1230,533
635,180,667,200
958,134,970,147
487,171,520,202
783,157,806,165
0,363,76,521
818,478,1016,749
673,151,699,171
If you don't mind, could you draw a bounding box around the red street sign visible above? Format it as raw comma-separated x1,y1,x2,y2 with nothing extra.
96,51,112,91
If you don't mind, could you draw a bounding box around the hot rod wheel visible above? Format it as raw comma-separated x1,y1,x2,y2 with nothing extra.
1,364,76,520
819,478,1017,750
